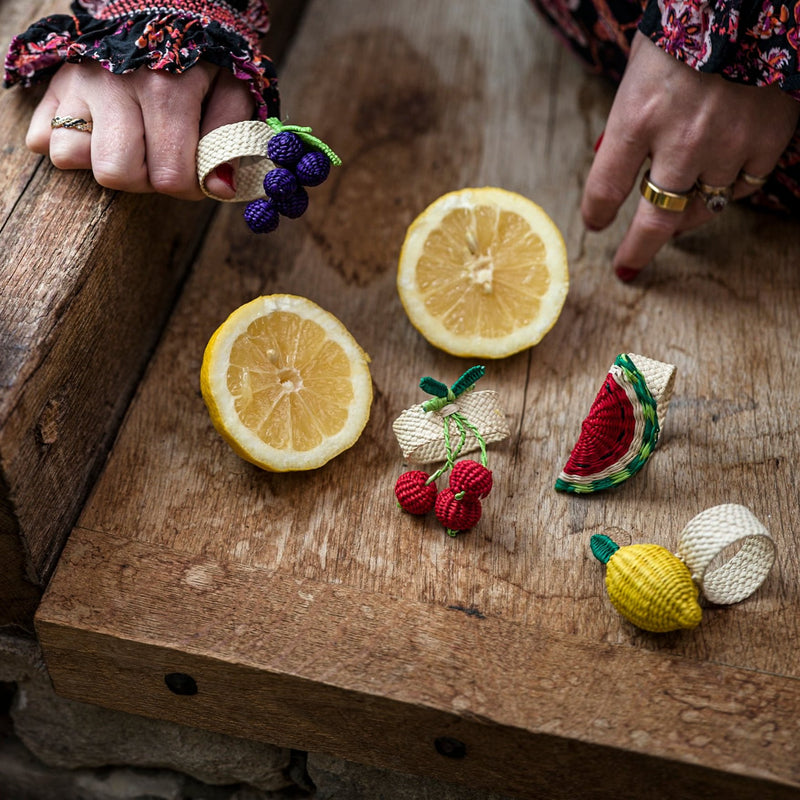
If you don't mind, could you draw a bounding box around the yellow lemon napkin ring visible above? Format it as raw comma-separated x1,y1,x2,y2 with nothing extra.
196,120,276,202
676,503,776,605
591,504,776,633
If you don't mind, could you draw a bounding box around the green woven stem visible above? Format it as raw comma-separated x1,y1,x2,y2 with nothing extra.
265,117,342,166
457,415,488,467
422,390,456,413
590,534,619,564
418,366,490,485
427,415,455,483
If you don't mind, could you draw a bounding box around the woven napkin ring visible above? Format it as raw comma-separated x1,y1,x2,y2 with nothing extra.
591,503,776,633
392,366,510,537
556,352,676,494
195,118,341,234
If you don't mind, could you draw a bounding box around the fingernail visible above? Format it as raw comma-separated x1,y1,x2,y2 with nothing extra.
215,162,236,192
615,266,639,282
593,131,604,153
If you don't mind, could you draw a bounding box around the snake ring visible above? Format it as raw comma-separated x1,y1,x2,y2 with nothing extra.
50,116,93,133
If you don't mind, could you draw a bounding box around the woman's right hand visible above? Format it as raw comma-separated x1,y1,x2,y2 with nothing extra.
583,33,800,281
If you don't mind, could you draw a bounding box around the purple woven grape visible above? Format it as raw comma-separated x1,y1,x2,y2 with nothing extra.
267,131,305,168
275,187,309,219
244,198,280,233
295,151,331,187
263,167,297,200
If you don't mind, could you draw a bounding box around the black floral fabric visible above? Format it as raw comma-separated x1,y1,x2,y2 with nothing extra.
4,0,279,118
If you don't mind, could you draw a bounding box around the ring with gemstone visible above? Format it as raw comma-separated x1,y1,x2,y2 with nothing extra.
695,179,733,214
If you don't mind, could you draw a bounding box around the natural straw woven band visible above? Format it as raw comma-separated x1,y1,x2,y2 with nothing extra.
676,504,775,605
196,120,276,202
627,353,675,433
393,390,510,464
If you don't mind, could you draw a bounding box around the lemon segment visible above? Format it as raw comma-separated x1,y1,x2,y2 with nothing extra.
200,295,372,471
397,187,569,358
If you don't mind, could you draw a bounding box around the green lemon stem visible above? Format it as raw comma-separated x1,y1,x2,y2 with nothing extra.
590,534,620,565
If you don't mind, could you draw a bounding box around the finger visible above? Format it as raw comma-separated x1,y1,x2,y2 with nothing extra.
26,90,60,154
674,158,776,236
138,67,212,200
582,116,650,231
90,83,150,193
200,70,255,199
671,198,714,237
48,100,94,170
612,162,699,278
612,197,685,280
734,157,776,199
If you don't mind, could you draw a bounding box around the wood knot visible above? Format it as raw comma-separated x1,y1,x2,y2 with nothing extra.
37,398,61,445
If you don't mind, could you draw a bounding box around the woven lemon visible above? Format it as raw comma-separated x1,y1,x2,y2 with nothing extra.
591,504,776,633
591,535,701,632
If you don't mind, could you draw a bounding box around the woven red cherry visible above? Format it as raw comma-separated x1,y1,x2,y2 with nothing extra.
395,470,438,515
394,366,498,537
435,488,482,536
449,459,493,499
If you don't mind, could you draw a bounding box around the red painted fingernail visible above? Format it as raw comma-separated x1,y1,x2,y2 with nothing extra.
615,266,639,282
215,162,236,192
593,131,604,153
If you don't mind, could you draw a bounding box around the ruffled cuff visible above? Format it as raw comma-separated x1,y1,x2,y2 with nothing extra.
638,0,800,102
4,0,279,119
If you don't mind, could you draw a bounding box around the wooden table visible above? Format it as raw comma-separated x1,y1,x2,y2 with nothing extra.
17,0,800,797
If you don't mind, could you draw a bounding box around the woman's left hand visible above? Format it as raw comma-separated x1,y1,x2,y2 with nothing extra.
583,32,800,281
26,60,254,200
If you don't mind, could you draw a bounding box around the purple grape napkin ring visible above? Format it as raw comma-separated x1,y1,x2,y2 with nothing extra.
196,117,341,234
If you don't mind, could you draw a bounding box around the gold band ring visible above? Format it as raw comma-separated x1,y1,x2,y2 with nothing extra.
695,179,733,214
639,171,694,212
51,115,93,133
738,170,769,187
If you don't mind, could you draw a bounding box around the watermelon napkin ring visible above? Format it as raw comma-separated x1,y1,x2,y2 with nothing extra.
392,367,510,537
196,118,341,234
591,504,776,633
555,353,676,493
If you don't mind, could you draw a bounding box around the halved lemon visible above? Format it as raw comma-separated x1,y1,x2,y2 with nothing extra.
200,295,372,471
397,187,569,358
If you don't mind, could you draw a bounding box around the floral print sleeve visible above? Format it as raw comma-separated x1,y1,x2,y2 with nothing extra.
3,0,279,119
638,0,800,101
528,0,800,210
638,0,800,207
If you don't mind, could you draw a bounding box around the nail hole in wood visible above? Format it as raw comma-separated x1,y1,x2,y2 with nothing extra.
164,672,198,695
434,736,466,759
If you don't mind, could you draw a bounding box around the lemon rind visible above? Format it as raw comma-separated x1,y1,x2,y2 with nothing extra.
201,294,373,471
397,187,569,358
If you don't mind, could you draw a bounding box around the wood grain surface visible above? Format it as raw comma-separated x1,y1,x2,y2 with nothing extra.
34,0,800,796
0,0,304,629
